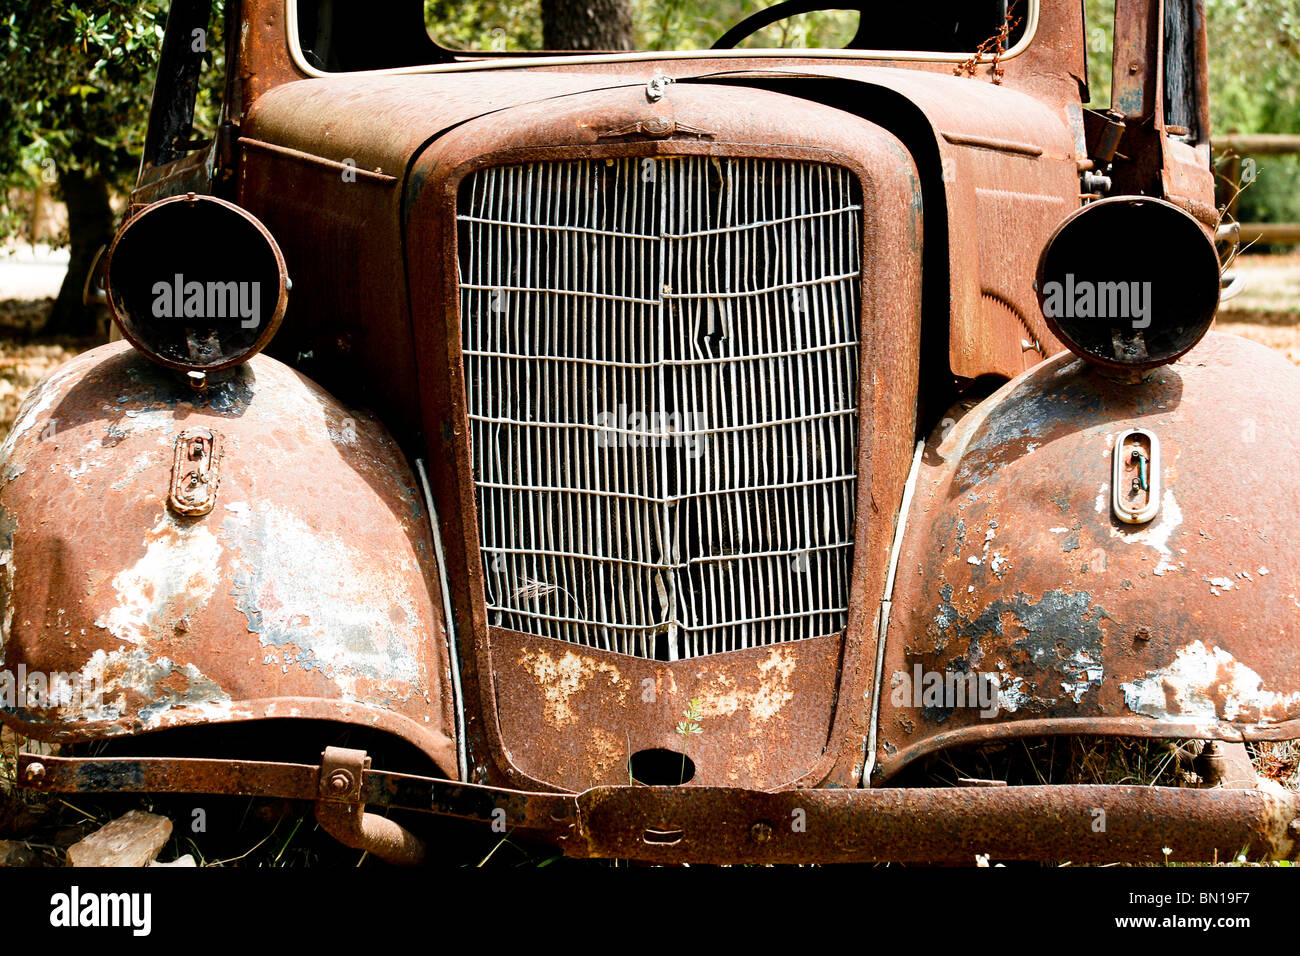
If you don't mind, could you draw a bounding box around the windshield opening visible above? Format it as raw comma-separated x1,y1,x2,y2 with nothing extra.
293,0,1033,72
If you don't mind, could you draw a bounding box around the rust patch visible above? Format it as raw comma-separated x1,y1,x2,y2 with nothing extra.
490,628,843,792
516,646,624,728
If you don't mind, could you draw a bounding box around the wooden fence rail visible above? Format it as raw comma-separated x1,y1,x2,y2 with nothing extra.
1212,133,1300,245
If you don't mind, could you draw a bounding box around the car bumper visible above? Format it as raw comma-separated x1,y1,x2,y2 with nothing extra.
15,749,1300,865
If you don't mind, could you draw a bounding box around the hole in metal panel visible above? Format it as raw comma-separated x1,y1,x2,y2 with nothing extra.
629,748,696,786
642,827,685,845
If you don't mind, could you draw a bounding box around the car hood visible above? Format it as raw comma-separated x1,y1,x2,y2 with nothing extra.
242,63,1079,187
244,64,1081,381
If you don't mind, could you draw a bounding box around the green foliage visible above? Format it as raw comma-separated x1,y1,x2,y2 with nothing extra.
0,1,226,241
1082,0,1115,108
1207,0,1300,135
1204,0,1300,230
0,3,167,189
424,0,542,51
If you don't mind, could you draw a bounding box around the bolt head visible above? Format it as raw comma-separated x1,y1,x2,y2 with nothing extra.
24,761,46,784
750,821,773,844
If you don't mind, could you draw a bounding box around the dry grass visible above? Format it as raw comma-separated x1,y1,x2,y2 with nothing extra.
0,299,98,443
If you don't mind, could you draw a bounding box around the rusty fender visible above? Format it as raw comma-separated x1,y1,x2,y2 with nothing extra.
15,749,1300,864
0,342,456,775
877,331,1300,780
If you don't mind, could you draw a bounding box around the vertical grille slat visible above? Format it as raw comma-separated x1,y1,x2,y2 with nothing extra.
459,156,863,660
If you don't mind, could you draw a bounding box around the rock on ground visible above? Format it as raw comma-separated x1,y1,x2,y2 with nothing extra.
65,810,173,868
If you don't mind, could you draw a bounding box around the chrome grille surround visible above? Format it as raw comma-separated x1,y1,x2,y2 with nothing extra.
458,155,862,660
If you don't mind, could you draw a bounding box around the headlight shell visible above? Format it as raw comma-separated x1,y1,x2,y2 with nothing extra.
1036,196,1220,372
106,194,290,372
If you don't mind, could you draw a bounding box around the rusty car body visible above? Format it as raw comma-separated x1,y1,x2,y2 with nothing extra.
3,0,1299,864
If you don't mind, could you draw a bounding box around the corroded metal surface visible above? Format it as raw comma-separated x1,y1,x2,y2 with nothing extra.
402,83,925,791
573,781,1300,864
489,628,843,791
19,751,1300,863
315,746,427,866
6,0,1295,868
877,332,1300,780
0,342,456,774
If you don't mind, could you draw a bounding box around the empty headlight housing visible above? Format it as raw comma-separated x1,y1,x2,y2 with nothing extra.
1036,196,1221,372
106,193,290,372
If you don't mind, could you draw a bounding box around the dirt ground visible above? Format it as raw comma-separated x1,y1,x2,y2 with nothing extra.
1215,250,1300,365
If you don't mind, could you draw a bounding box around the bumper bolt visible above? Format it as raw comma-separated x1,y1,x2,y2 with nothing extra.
24,761,46,785
750,821,773,844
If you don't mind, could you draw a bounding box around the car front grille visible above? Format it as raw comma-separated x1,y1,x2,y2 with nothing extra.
457,155,862,660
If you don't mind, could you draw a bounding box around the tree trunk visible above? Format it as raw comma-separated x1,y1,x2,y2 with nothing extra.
45,168,115,339
542,0,634,51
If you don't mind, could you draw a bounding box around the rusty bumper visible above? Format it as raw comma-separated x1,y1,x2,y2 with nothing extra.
16,749,1299,865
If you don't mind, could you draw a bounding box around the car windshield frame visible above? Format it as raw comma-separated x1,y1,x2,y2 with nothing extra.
286,0,1040,77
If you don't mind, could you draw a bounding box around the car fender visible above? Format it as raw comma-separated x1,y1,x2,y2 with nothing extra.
876,331,1300,780
0,342,456,775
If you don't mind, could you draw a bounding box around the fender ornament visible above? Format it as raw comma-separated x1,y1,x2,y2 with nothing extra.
1112,428,1160,524
168,427,221,517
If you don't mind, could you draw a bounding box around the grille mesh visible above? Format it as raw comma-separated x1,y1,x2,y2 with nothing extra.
458,156,862,660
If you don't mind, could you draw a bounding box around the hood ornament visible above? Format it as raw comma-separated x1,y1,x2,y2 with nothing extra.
646,73,673,102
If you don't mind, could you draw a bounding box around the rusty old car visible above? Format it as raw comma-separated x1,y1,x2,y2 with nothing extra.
2,0,1299,865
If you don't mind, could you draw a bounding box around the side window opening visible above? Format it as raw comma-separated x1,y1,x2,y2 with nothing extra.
297,0,452,71
1082,0,1116,108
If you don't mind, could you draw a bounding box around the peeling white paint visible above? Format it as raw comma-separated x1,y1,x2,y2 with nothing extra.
1,363,79,454
518,647,622,726
109,452,157,491
120,407,174,428
997,676,1034,714
1121,640,1300,723
95,517,224,645
228,503,425,702
70,647,233,725
1110,489,1183,575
